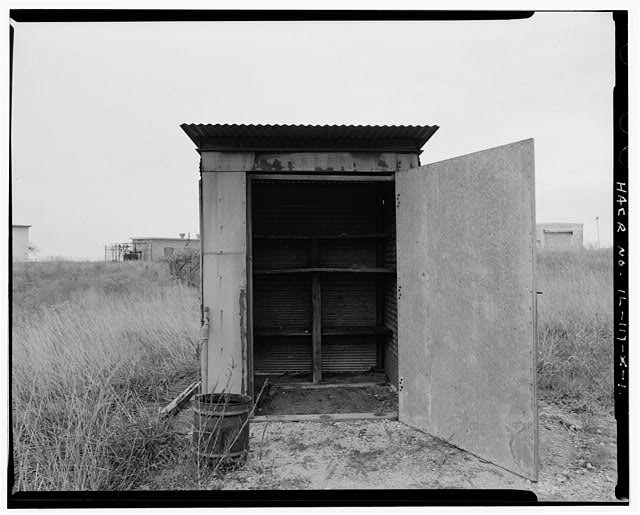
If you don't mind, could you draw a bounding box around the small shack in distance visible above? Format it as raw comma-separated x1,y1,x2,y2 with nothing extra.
12,224,31,261
536,223,583,250
105,234,199,262
130,235,199,262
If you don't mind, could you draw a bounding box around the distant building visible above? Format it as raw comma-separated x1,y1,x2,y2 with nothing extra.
130,235,200,262
12,225,30,261
536,223,583,250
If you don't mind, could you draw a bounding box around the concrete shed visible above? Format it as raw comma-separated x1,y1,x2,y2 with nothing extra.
536,223,583,250
182,123,538,480
130,236,199,261
12,225,30,261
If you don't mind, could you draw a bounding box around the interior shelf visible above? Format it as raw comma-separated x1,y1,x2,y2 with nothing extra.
251,180,396,379
323,326,392,337
254,267,393,275
253,233,388,240
254,326,392,338
254,328,311,337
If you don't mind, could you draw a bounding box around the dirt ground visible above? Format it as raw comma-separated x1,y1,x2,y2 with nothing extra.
255,371,388,386
155,392,620,501
255,383,397,416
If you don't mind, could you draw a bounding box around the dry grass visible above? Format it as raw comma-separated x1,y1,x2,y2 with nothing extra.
536,249,613,408
10,248,613,491
11,261,200,491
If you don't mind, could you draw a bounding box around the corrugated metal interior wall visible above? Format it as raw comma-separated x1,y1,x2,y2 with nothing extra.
382,182,399,387
251,180,394,377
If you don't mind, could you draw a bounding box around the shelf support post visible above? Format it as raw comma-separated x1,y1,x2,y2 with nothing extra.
376,184,386,371
311,238,322,383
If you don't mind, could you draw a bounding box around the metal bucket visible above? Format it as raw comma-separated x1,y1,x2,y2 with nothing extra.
192,393,252,465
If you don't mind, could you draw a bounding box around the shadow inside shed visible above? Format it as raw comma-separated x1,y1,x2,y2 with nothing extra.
254,376,398,417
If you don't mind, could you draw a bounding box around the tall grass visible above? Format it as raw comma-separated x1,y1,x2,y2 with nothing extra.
11,261,200,491
11,250,613,490
536,249,613,408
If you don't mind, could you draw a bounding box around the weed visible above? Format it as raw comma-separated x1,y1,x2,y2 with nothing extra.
11,261,199,491
11,248,613,490
581,445,612,470
536,249,612,408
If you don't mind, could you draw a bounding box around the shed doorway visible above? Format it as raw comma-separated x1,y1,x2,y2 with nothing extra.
248,176,399,415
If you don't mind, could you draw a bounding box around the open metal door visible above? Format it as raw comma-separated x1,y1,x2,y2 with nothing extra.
396,139,537,480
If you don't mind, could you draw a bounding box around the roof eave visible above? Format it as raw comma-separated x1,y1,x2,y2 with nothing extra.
180,124,439,155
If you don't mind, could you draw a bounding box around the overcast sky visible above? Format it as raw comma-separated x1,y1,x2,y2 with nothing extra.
10,12,614,259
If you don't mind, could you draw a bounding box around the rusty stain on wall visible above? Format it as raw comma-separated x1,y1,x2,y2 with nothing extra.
257,158,283,171
239,285,247,395
508,420,532,475
248,152,414,173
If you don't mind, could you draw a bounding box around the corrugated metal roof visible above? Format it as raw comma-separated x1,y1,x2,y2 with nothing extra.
180,123,438,153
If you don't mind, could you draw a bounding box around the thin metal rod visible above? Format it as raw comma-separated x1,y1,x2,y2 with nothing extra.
200,306,210,394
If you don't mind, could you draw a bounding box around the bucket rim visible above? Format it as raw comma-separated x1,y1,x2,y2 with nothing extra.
194,392,252,406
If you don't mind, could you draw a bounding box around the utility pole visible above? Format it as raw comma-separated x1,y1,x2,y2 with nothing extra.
596,216,600,248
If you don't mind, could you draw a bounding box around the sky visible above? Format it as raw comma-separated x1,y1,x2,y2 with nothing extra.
10,12,615,259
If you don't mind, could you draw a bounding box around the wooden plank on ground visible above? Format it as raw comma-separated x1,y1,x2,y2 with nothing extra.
159,381,200,418
252,412,398,423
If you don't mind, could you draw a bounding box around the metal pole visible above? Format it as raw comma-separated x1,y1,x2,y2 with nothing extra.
596,216,600,248
200,306,210,394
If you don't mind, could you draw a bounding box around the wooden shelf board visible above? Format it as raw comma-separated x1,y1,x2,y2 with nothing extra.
254,329,311,337
254,267,394,275
253,233,389,241
254,326,392,338
323,326,393,337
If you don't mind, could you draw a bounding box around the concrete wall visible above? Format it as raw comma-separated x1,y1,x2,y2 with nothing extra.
12,226,29,261
396,139,537,480
536,223,583,250
201,171,248,395
131,238,199,261
200,151,419,173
